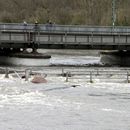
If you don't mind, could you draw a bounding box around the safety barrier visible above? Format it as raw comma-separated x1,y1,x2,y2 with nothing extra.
64,70,130,83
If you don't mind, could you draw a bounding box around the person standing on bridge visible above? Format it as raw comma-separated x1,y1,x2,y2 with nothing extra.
34,21,39,31
22,21,28,53
46,20,53,31
23,21,27,26
23,21,27,30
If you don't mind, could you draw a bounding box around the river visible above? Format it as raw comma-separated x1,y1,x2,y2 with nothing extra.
0,49,129,130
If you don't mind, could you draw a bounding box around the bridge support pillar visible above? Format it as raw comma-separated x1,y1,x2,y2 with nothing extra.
100,50,130,66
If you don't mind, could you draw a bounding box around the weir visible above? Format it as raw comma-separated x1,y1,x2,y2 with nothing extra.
0,23,130,66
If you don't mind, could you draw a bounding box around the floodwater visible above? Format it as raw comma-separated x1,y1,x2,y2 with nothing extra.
0,49,130,130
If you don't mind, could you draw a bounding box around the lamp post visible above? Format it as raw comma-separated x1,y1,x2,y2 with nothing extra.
112,0,116,27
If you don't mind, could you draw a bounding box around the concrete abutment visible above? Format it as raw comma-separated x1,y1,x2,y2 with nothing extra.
100,50,130,66
0,47,51,66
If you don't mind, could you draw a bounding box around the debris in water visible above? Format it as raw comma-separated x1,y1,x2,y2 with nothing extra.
31,75,47,84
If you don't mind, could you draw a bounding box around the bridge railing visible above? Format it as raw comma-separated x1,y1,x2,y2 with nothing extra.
0,23,130,34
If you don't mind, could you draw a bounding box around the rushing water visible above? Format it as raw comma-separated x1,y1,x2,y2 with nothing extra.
0,49,130,130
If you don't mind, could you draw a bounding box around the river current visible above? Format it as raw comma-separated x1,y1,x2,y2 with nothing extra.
0,49,129,130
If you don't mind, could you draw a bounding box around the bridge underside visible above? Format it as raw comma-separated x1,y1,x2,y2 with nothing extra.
1,42,130,50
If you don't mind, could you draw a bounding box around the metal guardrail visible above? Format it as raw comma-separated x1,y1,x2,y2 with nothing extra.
0,67,130,83
65,70,130,83
0,23,130,34
0,67,48,81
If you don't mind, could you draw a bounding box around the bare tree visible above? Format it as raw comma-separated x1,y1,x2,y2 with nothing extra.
0,0,129,25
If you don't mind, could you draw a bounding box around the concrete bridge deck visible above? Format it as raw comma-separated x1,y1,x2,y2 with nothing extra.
0,23,130,50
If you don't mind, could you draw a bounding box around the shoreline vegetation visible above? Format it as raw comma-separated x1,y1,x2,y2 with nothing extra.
0,0,129,26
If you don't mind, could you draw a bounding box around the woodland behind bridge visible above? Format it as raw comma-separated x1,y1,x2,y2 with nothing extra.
0,0,130,26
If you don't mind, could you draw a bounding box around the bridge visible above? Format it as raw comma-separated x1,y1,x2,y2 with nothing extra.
0,23,130,50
